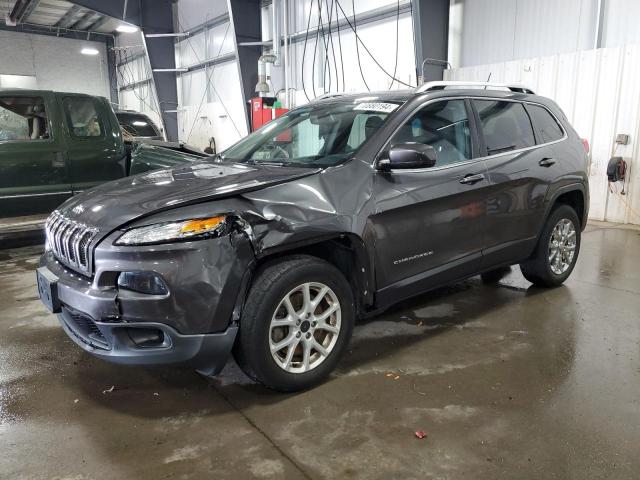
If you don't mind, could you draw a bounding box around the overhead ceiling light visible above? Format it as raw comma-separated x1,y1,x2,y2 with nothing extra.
116,24,138,33
81,47,100,56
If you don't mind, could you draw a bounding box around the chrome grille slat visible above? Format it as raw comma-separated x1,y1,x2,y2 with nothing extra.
45,211,97,275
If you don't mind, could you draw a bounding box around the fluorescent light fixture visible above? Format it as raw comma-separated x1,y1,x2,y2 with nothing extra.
81,47,99,56
116,24,138,33
132,121,148,126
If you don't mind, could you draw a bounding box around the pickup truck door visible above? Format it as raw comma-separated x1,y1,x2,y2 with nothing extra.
371,99,489,305
59,94,126,194
0,92,72,217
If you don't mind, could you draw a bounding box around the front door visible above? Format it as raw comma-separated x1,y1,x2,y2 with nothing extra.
370,99,490,305
0,93,71,217
60,95,126,193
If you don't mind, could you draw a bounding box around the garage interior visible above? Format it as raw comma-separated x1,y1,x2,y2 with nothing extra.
1,1,639,479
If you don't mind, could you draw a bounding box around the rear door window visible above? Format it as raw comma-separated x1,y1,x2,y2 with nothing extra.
0,96,50,141
63,97,103,138
474,100,535,155
525,104,564,144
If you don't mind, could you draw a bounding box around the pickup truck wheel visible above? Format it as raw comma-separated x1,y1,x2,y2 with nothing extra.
520,204,581,287
234,255,354,392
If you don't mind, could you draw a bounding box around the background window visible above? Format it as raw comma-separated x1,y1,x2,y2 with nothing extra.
389,99,472,166
63,97,103,138
526,104,564,144
474,100,535,154
0,96,49,141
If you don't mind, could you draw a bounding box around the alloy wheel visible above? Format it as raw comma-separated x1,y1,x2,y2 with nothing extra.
269,282,341,373
548,218,577,275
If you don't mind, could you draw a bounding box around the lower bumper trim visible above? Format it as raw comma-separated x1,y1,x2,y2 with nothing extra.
59,309,237,375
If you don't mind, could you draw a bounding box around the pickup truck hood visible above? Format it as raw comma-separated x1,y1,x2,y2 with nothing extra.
58,160,321,232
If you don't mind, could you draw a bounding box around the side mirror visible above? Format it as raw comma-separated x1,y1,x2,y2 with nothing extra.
378,143,437,171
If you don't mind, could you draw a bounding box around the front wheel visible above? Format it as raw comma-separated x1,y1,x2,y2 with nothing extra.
520,204,581,287
234,255,354,392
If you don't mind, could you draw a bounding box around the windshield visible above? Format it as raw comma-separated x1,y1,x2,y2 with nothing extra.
222,101,401,167
117,112,160,137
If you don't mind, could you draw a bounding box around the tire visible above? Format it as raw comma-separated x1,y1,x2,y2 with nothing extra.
480,266,512,284
520,204,581,287
233,255,355,392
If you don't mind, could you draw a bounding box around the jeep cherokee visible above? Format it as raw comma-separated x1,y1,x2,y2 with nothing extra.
37,82,589,391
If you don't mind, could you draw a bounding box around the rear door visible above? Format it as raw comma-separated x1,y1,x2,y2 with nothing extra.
371,98,490,304
60,94,126,193
473,99,563,267
0,92,71,217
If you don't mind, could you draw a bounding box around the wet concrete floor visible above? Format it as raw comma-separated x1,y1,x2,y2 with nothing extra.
1,222,639,479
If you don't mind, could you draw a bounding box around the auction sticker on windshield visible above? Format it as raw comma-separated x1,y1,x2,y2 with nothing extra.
353,102,399,113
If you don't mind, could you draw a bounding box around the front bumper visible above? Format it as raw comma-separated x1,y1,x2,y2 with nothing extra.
58,307,237,374
38,232,255,373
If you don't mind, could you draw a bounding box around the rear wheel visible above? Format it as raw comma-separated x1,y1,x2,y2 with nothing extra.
520,204,581,287
234,255,354,392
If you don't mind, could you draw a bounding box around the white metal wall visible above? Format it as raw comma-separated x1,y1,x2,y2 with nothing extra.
449,0,640,68
446,44,640,225
173,1,247,150
115,31,163,134
0,30,110,97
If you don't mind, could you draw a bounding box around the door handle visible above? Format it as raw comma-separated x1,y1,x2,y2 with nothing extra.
539,158,556,167
459,173,485,185
52,151,66,168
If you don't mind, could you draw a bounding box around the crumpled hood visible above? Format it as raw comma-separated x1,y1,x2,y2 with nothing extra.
57,160,320,232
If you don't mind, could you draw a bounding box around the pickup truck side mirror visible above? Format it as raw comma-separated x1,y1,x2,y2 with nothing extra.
378,143,437,171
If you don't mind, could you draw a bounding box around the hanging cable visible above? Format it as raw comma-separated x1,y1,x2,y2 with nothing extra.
334,0,345,91
337,0,415,88
388,0,400,90
325,0,339,92
301,0,315,101
350,0,369,91
318,0,331,93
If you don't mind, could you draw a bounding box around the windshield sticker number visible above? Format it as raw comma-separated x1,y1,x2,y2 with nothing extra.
354,102,399,113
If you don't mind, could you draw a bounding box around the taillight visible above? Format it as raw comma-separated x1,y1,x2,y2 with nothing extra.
582,138,590,153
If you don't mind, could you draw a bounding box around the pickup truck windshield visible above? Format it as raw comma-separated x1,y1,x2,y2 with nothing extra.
222,102,400,167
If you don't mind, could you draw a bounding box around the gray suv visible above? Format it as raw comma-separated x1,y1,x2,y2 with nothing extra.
37,82,589,391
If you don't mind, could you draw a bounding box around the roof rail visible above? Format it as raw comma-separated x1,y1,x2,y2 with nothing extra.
415,81,535,95
312,92,347,101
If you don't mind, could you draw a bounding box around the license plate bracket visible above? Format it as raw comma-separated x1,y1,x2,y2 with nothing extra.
37,267,61,313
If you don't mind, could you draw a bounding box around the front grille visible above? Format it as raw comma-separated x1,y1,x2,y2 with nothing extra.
46,211,98,275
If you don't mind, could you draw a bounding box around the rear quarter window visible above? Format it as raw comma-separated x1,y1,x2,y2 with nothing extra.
525,104,564,143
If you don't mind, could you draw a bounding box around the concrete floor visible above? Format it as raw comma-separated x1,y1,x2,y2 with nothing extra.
1,222,639,480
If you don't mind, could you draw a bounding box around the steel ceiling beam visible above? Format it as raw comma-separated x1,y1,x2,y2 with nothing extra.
54,4,81,28
70,1,179,140
69,11,96,30
227,0,261,133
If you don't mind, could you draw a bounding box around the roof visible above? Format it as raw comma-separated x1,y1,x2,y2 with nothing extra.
309,84,537,106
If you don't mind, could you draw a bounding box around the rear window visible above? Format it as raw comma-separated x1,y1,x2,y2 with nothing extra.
116,112,160,137
63,97,103,138
526,104,564,144
474,100,535,155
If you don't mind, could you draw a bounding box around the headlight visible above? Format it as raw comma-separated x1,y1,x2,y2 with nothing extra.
114,216,226,246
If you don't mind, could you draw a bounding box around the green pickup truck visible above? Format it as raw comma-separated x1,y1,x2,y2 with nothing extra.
0,89,203,222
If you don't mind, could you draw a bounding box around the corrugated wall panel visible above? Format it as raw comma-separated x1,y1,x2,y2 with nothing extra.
447,44,640,225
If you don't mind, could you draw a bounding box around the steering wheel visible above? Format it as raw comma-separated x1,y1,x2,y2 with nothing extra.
253,144,290,160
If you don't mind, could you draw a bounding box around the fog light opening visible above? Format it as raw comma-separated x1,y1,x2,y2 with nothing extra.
127,327,166,348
